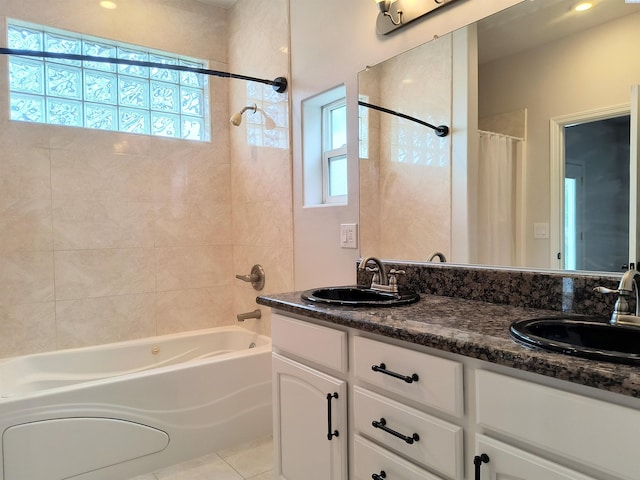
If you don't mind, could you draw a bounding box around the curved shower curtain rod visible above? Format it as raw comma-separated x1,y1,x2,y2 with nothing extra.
358,100,449,137
0,48,288,93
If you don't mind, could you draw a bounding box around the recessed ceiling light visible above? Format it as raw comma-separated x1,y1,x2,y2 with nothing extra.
100,1,117,9
574,2,593,12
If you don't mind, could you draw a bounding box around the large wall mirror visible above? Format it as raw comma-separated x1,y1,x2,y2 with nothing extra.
359,0,640,274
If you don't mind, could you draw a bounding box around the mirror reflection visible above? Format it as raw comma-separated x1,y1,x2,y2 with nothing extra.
359,0,640,273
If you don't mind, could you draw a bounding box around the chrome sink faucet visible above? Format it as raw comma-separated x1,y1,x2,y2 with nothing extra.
594,268,640,326
427,251,447,262
358,257,404,293
358,256,387,287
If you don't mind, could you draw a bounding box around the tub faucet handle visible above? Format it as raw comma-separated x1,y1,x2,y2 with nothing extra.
235,264,265,291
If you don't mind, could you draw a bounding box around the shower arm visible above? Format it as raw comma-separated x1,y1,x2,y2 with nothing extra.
0,48,288,93
358,100,449,137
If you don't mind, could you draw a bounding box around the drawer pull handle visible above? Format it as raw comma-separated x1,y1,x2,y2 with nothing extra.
372,363,419,384
372,417,420,444
326,392,339,440
473,454,490,480
372,471,387,480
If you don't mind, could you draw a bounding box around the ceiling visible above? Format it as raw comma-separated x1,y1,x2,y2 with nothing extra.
478,0,639,64
196,0,237,8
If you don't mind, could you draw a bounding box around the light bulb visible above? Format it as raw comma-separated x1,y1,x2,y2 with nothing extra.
574,2,593,12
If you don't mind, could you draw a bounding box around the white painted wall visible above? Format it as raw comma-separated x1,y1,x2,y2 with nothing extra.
289,0,521,290
479,11,640,268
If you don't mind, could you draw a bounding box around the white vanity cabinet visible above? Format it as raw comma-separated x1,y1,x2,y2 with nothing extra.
271,311,640,480
475,370,640,480
474,435,597,480
352,336,464,480
272,314,348,480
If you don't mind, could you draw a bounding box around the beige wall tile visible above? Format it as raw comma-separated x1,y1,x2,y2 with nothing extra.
0,0,291,356
52,199,155,250
0,302,56,358
156,287,234,335
51,150,155,203
232,200,292,248
54,249,156,301
153,156,231,205
55,293,157,349
49,127,152,156
0,251,55,305
156,246,233,292
2,0,229,64
0,197,53,253
154,201,232,247
0,122,50,149
0,147,51,200
231,146,291,202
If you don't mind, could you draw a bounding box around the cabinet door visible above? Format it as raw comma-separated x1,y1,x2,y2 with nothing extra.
475,435,596,480
272,353,347,480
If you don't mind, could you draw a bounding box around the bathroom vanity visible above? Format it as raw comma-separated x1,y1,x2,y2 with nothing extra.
258,264,640,480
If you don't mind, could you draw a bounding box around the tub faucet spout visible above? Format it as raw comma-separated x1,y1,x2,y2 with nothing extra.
237,309,262,322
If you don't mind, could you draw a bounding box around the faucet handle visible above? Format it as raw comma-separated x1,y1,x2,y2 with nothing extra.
366,266,381,285
388,269,406,279
387,269,405,291
594,286,622,295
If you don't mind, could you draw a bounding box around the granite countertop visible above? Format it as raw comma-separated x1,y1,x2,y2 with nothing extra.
257,291,640,399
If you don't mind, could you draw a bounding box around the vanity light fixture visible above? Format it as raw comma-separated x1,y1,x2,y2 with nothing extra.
375,0,403,26
375,0,460,35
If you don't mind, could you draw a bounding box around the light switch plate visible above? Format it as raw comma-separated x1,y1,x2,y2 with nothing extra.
340,224,358,248
534,222,550,239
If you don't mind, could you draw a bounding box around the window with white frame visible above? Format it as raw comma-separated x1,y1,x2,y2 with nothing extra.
302,85,347,206
7,19,210,141
322,99,347,204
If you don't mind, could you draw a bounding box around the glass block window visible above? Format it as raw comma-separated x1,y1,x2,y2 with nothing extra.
245,83,289,149
7,20,210,141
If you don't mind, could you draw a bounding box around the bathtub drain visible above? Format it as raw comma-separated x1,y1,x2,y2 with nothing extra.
249,342,256,349
151,345,160,355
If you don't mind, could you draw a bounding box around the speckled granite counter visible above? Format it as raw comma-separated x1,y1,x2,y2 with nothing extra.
257,291,640,399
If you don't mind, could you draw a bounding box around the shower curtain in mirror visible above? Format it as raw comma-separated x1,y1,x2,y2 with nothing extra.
477,130,522,266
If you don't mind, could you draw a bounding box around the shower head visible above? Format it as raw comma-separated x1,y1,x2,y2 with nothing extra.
230,103,257,126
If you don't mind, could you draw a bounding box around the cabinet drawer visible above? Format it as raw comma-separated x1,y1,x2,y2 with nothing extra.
353,386,463,480
353,336,463,416
272,313,347,372
354,435,445,480
475,434,596,480
476,370,640,480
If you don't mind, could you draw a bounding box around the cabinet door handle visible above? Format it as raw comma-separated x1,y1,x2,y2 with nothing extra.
372,471,387,480
371,363,419,384
372,417,420,444
473,454,490,480
326,392,339,440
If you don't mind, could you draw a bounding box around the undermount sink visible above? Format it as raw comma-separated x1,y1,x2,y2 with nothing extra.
301,286,419,307
510,317,640,365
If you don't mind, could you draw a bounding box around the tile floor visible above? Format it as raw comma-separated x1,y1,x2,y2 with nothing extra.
129,435,273,480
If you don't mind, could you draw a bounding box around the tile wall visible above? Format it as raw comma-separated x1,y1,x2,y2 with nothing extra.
228,0,293,338
359,35,452,261
0,0,292,357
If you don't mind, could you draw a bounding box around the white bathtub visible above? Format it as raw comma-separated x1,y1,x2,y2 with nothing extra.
0,326,272,480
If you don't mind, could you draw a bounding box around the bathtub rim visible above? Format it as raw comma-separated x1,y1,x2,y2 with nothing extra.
0,325,272,402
